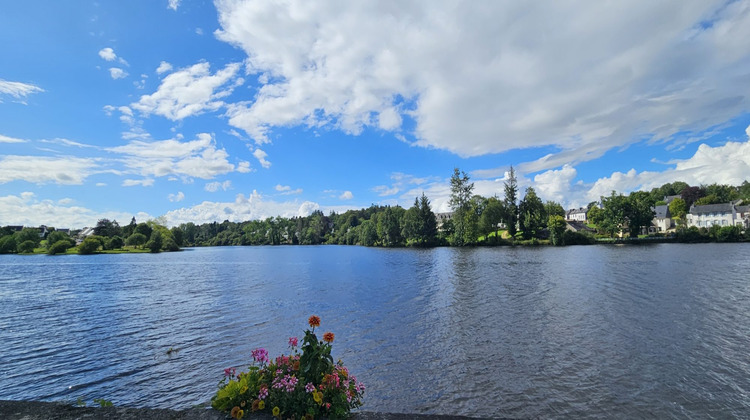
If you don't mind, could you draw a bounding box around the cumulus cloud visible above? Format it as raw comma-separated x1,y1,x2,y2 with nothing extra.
205,180,232,192
236,161,252,173
253,148,271,168
163,190,321,225
0,79,44,102
215,0,750,169
527,125,750,208
275,184,303,195
108,133,238,180
168,191,185,202
168,0,180,11
109,68,128,79
132,62,242,120
156,61,173,74
0,192,152,228
0,134,27,143
339,190,353,200
98,47,117,61
0,156,97,185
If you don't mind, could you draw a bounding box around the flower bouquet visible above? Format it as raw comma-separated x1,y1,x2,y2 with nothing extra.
212,315,365,419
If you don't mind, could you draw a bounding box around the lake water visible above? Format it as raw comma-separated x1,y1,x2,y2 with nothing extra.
1,244,749,418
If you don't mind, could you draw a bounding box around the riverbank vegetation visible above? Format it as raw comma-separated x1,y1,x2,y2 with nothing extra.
0,218,180,255
2,170,749,253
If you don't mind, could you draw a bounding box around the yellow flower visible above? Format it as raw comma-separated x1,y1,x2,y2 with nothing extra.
313,391,323,405
236,409,245,419
240,385,248,394
258,400,265,410
272,406,280,416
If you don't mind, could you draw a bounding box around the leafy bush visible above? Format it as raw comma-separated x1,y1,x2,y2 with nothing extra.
47,240,71,255
106,235,124,250
212,316,365,420
0,235,17,254
125,233,147,248
78,237,102,254
562,230,595,245
18,240,37,254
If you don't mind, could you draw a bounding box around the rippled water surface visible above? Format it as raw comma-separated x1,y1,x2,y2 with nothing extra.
1,244,749,418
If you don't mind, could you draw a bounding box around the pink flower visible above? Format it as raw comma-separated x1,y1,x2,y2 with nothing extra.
223,367,236,378
288,336,298,347
251,348,269,364
258,386,268,400
305,382,315,393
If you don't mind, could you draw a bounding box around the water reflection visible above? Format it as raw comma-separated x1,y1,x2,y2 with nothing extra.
1,244,749,418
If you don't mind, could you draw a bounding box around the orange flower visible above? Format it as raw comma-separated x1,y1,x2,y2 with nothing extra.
308,315,321,328
323,332,335,343
231,406,240,418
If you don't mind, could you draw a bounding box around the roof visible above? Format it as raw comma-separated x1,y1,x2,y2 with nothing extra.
566,208,587,215
736,205,749,214
654,204,670,219
664,195,681,204
689,203,735,215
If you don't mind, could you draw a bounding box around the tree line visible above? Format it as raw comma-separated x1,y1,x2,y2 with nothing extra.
2,171,748,254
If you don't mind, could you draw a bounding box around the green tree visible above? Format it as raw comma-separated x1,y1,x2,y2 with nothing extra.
449,168,475,246
544,201,565,218
548,215,567,246
46,231,73,249
358,220,377,246
146,230,163,253
0,235,17,254
106,235,124,250
18,240,37,254
78,237,102,254
504,166,519,239
518,187,546,239
417,193,438,246
134,222,152,239
93,219,122,238
479,196,505,244
47,240,71,255
625,191,655,237
401,198,421,245
668,197,687,220
126,232,147,248
16,228,41,247
600,191,628,237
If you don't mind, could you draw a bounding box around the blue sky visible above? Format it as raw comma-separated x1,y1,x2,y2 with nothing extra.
1,0,749,228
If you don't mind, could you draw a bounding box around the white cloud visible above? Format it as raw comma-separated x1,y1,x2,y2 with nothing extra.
533,164,578,204
0,134,27,143
109,68,128,79
156,61,173,74
0,192,152,229
168,191,185,202
275,184,303,195
196,28,204,35
132,62,241,120
98,47,116,61
0,79,44,101
373,172,437,197
122,178,155,187
163,190,321,226
168,0,180,11
108,133,241,181
339,190,353,200
253,148,271,168
236,161,252,173
0,156,97,185
216,0,750,169
205,180,232,192
528,126,750,208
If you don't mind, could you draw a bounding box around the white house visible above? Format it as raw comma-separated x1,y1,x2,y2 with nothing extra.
565,207,587,222
651,205,673,233
687,202,746,229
